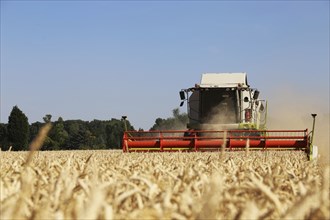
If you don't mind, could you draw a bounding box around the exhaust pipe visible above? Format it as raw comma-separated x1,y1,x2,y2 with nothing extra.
309,114,318,160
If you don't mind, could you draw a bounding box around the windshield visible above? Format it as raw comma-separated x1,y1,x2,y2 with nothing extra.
200,88,239,124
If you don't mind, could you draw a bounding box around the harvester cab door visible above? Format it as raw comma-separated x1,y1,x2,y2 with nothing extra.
241,89,252,124
187,90,200,127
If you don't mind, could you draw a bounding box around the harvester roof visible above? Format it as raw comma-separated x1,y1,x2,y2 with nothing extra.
200,72,248,88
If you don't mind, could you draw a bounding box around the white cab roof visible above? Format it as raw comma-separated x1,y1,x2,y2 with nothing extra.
200,72,248,88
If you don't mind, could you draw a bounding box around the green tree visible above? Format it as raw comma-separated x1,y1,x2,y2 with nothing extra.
38,114,55,150
106,118,133,149
64,120,94,149
88,120,107,149
150,108,188,130
43,114,52,123
0,123,8,150
29,122,43,143
64,120,82,149
50,117,69,150
7,106,30,150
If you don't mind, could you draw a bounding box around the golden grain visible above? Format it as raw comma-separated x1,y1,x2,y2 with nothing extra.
0,150,329,219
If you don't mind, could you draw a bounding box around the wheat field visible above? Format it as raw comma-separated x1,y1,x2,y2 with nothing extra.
0,149,329,220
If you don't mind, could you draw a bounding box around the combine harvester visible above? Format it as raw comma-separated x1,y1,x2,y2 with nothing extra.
122,73,318,160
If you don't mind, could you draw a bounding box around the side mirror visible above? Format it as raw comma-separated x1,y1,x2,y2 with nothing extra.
260,103,264,111
253,90,260,99
180,101,184,107
179,91,185,100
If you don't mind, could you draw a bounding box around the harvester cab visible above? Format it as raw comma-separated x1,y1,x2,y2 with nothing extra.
179,73,267,131
122,73,318,160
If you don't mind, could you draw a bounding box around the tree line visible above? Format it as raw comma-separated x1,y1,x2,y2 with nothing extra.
0,106,188,151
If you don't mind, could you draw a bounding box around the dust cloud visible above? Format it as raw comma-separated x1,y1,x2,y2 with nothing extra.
204,103,236,126
197,86,329,163
200,96,239,131
266,87,329,164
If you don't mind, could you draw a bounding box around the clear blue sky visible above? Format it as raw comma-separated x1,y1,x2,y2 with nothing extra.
1,1,329,130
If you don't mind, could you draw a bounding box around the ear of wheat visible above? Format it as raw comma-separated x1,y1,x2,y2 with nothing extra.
0,149,329,219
